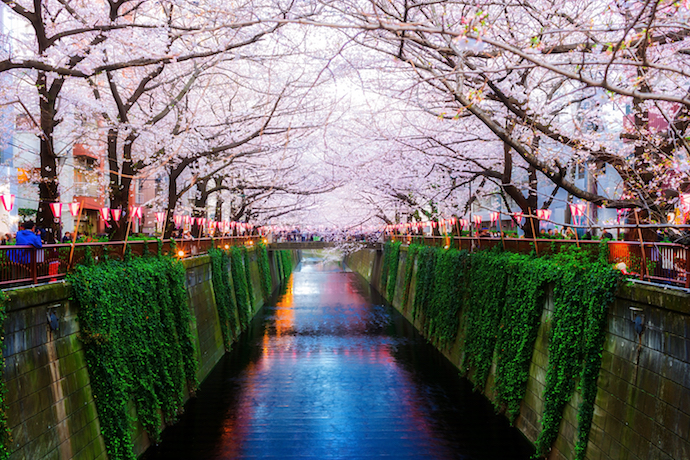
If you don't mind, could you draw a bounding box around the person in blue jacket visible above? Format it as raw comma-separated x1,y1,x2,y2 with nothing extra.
12,221,42,264
16,221,42,248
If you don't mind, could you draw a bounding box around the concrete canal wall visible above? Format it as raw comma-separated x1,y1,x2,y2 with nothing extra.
1,249,299,460
345,247,690,460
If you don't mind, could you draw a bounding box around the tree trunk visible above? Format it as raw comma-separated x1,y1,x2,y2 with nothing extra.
108,131,137,240
36,72,62,243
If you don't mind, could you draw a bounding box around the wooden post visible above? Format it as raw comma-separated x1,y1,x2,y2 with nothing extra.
528,208,539,256
573,223,581,248
634,210,647,280
30,247,37,284
122,210,134,257
685,246,690,289
498,213,506,251
68,203,84,270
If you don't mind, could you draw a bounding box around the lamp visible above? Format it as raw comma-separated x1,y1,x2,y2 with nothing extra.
68,202,81,217
1,194,15,212
50,202,63,219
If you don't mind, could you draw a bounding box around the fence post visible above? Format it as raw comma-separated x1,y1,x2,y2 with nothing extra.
685,247,689,289
30,248,37,284
634,210,647,280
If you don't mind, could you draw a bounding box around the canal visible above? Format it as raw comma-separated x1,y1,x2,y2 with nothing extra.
144,252,534,459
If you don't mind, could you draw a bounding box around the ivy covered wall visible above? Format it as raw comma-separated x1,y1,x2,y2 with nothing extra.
1,245,298,460
360,242,623,460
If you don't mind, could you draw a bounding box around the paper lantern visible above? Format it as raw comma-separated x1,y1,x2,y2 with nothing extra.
536,209,552,220
568,203,586,217
184,215,191,225
111,209,122,222
155,212,165,222
490,212,499,224
130,206,142,219
68,202,80,217
50,202,63,218
174,215,183,227
99,207,110,221
473,215,482,226
1,194,15,212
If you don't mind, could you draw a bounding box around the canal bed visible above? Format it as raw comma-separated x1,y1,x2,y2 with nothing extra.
143,253,534,459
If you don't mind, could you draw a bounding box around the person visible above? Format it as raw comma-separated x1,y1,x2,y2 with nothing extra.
61,232,72,243
564,228,575,239
602,229,614,240
11,221,42,264
16,221,42,248
1,233,11,245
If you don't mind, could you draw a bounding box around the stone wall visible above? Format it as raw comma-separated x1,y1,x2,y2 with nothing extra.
2,248,297,460
345,247,690,460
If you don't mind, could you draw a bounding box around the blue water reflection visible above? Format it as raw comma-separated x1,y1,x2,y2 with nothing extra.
144,255,533,459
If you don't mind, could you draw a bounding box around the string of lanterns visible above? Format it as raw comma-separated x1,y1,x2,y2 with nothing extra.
379,209,563,233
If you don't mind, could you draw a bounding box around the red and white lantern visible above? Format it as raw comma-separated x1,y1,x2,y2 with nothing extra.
50,202,63,219
1,194,15,212
111,209,122,222
68,202,81,217
130,206,142,220
155,212,166,222
174,215,183,227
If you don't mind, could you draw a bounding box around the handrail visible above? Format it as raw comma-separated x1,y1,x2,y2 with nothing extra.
386,235,689,289
0,236,260,288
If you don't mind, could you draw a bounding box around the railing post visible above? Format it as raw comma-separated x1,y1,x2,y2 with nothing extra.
685,247,690,289
31,247,37,285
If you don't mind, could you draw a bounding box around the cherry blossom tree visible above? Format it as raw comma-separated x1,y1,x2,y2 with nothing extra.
316,0,690,226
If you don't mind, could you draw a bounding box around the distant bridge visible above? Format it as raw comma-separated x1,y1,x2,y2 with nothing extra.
268,241,381,250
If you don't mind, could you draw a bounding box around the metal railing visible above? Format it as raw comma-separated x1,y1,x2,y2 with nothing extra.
388,235,690,288
0,236,258,288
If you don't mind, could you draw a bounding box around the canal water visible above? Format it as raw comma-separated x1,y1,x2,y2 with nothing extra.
144,252,534,459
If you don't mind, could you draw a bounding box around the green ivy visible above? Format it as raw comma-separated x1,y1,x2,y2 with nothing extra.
425,248,467,345
462,249,510,389
230,247,251,330
209,249,238,348
393,243,620,458
386,241,402,301
257,242,273,299
0,291,10,460
242,247,255,307
535,247,621,459
493,255,548,422
400,244,420,309
278,250,293,280
412,245,438,322
68,255,198,460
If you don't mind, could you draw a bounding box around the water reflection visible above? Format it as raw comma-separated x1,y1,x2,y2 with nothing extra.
144,253,533,459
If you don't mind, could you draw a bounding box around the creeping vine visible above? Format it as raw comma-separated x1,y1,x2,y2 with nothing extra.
389,243,620,459
69,255,198,460
209,248,238,348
